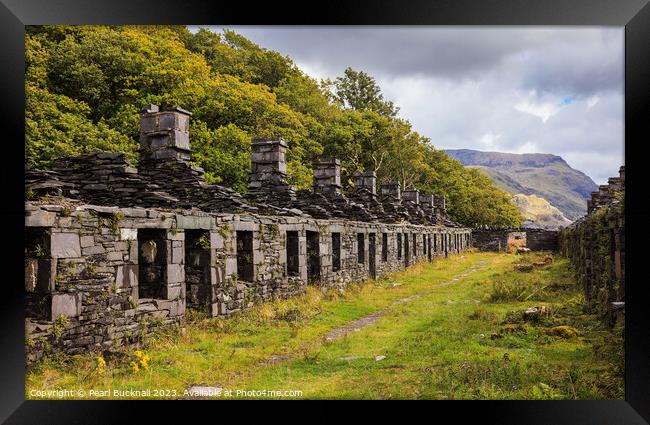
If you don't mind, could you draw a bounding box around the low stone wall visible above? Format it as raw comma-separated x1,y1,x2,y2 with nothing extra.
471,228,558,252
558,168,624,319
25,202,471,363
471,229,510,252
526,229,559,251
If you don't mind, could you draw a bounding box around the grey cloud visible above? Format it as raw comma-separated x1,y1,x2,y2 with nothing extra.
197,26,624,185
214,26,622,96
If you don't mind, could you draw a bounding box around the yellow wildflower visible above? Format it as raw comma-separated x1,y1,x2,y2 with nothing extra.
96,356,106,375
131,361,140,374
139,354,151,370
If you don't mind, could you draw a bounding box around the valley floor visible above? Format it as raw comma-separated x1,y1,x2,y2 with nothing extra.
26,251,624,400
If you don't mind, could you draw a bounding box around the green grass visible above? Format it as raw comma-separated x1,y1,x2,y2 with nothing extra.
26,251,624,400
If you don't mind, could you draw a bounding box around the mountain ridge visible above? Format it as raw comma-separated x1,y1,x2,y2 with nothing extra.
445,148,598,221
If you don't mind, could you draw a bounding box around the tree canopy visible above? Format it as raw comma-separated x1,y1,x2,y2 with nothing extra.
25,25,523,228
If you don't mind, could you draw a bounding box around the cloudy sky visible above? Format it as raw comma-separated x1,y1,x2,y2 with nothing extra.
205,26,624,184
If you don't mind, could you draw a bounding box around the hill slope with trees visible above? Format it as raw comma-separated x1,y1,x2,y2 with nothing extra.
25,25,522,228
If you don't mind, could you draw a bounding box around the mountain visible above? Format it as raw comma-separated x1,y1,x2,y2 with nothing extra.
444,149,598,221
512,194,573,229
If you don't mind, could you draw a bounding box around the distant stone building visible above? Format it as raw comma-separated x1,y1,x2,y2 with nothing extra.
24,104,471,363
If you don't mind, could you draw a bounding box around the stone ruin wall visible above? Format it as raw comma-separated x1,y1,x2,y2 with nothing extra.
471,228,558,252
558,167,625,321
24,104,471,363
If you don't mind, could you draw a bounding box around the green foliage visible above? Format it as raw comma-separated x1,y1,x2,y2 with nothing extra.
28,243,46,258
196,234,211,251
26,84,137,168
105,211,125,234
52,314,70,338
26,25,523,227
323,67,399,118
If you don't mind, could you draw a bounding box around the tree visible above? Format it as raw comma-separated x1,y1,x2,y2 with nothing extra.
325,67,399,118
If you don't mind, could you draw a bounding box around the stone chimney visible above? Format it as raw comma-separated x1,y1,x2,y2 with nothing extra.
313,158,342,195
598,185,609,197
433,194,446,211
619,165,625,182
249,139,289,190
139,104,192,162
589,191,600,213
420,194,435,208
353,171,377,195
402,188,420,204
380,181,401,200
608,177,622,192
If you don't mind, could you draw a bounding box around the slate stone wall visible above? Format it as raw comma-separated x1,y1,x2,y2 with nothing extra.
25,202,471,363
526,229,559,251
471,229,510,252
471,228,558,252
558,166,625,319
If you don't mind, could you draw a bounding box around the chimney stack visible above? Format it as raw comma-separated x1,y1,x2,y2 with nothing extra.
249,139,289,190
380,181,401,200
139,105,192,162
420,194,435,208
353,171,377,195
402,188,420,204
313,158,342,195
433,194,446,211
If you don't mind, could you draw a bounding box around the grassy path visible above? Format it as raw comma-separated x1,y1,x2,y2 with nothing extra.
26,252,624,400
322,260,487,342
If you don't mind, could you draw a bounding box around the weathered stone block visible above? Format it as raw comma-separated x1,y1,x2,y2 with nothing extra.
114,241,129,252
225,258,237,276
120,228,137,241
171,245,184,264
129,242,138,263
25,210,56,227
165,284,183,300
170,299,186,317
210,231,224,250
176,215,213,229
50,293,82,319
212,266,224,285
167,264,185,283
121,208,148,218
82,245,106,256
166,230,184,241
116,264,138,288
106,251,124,262
80,236,95,248
51,233,81,258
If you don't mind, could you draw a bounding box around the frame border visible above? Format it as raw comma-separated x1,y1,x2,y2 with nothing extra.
1,0,648,423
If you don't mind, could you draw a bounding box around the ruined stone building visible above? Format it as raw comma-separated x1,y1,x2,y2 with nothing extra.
24,105,471,362
558,166,625,323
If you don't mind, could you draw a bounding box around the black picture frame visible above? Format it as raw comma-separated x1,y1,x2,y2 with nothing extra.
1,0,648,423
